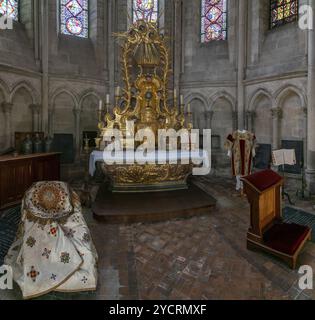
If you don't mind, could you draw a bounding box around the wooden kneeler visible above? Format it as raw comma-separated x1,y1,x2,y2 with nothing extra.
242,169,311,269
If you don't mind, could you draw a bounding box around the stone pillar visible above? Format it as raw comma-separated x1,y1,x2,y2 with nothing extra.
237,0,247,130
271,107,282,150
73,109,81,161
33,0,40,64
1,102,13,149
205,111,214,129
303,107,308,170
29,104,41,132
246,111,256,132
173,0,182,93
48,107,54,137
232,111,238,131
306,0,315,193
40,0,49,133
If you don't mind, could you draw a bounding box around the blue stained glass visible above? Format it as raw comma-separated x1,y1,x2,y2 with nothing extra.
60,0,89,38
201,0,227,42
0,0,19,21
133,0,159,23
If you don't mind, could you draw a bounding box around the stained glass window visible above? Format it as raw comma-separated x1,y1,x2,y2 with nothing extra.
201,0,227,42
0,0,19,21
60,0,89,38
270,0,298,28
132,0,159,23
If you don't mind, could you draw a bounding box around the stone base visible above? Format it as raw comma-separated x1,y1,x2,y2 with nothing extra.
305,169,315,195
92,183,217,224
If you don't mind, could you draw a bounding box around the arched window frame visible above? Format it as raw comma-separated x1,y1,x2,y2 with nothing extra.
128,0,165,30
270,0,299,29
0,0,19,21
200,0,228,43
59,0,89,38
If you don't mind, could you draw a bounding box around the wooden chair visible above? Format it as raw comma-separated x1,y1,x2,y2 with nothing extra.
242,169,311,269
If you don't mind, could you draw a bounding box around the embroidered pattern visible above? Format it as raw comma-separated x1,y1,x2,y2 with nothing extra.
60,252,70,264
72,215,80,223
49,225,58,237
81,276,88,284
50,274,57,281
82,232,90,243
26,236,36,248
25,181,73,220
27,266,40,282
42,248,51,259
65,228,76,238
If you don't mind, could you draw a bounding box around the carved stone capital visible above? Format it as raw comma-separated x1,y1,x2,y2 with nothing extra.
205,111,214,120
73,109,81,117
271,107,282,119
246,111,256,119
29,104,41,115
1,102,13,114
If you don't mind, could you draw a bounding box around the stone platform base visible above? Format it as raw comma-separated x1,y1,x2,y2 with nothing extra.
92,183,216,224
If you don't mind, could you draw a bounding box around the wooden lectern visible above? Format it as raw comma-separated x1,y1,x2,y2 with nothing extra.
242,169,311,269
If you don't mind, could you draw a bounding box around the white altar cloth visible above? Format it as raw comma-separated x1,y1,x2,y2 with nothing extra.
89,150,210,176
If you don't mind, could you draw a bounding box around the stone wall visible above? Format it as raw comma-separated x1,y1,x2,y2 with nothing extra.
0,0,311,178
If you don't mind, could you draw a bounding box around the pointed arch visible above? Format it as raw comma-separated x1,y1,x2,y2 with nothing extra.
79,90,102,110
275,85,307,109
184,92,209,110
50,87,79,110
10,80,39,104
209,90,236,112
248,88,274,111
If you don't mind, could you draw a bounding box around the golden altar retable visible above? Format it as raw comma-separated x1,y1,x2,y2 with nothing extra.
96,20,194,192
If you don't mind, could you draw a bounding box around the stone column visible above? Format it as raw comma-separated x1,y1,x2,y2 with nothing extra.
303,107,308,170
271,107,282,150
232,111,238,131
29,104,41,132
33,0,40,64
173,0,182,94
107,0,115,101
237,0,247,130
73,109,82,161
48,107,54,137
1,102,13,149
40,0,49,133
306,0,315,193
246,111,256,132
205,111,214,129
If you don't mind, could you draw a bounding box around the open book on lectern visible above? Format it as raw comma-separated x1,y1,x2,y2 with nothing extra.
272,149,296,167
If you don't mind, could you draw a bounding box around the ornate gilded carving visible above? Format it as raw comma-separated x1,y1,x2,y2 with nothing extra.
96,19,195,191
97,19,192,144
101,163,193,186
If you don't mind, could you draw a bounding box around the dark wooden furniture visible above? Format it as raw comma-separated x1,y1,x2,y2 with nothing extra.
242,169,311,269
0,153,61,211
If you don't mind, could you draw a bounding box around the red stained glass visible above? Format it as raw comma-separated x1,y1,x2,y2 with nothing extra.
270,0,298,28
201,0,227,42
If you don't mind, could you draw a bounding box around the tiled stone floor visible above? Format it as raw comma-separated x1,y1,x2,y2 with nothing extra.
1,176,315,300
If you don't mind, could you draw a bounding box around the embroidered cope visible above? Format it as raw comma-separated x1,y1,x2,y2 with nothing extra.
224,130,256,177
5,182,98,299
